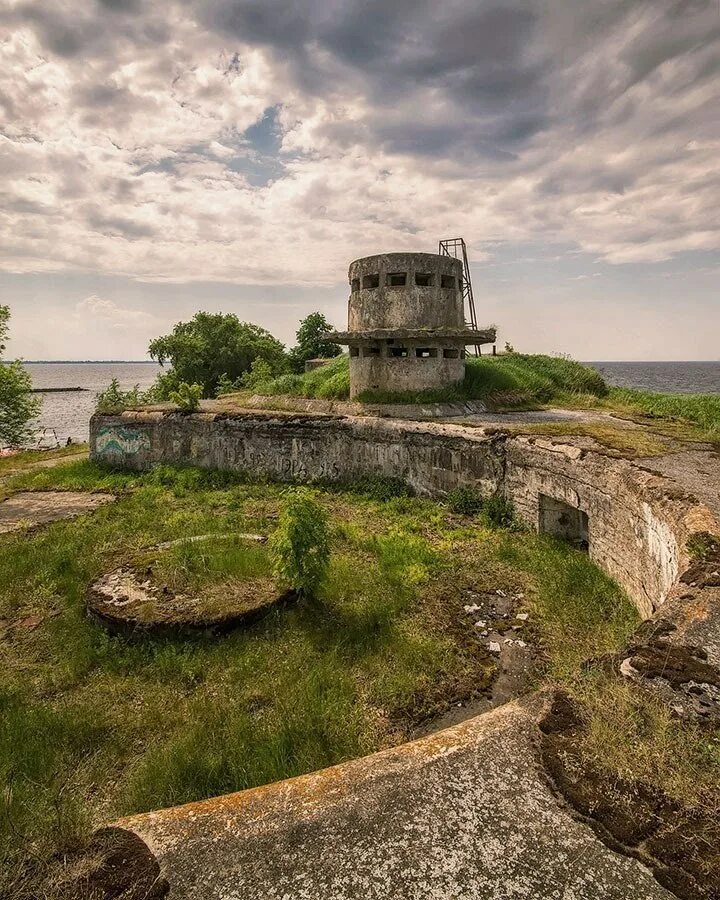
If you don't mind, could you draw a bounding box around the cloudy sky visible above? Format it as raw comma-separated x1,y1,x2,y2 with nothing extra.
1,0,718,360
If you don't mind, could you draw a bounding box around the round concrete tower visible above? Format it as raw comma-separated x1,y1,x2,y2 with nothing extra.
330,252,495,399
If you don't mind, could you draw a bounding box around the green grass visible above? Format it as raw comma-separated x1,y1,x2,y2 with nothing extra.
0,459,644,893
605,386,720,436
224,354,720,440
0,445,87,477
225,353,608,408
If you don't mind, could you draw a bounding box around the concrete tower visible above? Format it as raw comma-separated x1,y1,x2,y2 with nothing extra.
331,252,495,399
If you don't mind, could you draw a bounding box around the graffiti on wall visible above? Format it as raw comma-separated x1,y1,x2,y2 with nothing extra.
95,426,151,457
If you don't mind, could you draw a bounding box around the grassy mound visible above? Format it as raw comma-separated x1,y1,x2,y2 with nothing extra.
242,353,608,408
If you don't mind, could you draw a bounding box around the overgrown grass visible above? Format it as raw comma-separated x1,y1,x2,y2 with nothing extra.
605,386,720,436
225,354,720,440
226,353,608,408
0,457,698,895
0,445,87,477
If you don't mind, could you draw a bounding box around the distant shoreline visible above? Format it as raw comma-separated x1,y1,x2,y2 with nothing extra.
21,359,159,366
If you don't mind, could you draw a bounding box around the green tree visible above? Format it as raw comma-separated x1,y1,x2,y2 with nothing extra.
0,306,40,447
148,312,287,399
269,487,330,598
288,312,341,373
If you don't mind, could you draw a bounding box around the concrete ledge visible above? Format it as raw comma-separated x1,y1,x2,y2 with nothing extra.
104,700,672,900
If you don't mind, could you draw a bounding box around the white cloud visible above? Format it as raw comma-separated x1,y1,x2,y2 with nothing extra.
0,0,717,292
74,295,156,329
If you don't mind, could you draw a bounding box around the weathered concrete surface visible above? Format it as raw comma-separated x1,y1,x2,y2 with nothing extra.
106,700,672,900
0,489,114,533
620,537,720,724
90,409,716,617
346,252,465,331
221,394,490,419
334,252,495,397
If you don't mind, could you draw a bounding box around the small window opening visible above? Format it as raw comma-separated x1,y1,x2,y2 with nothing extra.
362,273,380,289
441,275,456,289
538,494,589,552
416,348,437,358
390,347,409,358
415,272,433,287
388,272,407,287
349,346,360,358
362,346,381,358
351,278,360,292
443,348,460,359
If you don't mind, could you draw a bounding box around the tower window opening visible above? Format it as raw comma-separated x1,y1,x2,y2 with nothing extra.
416,348,437,358
388,272,407,287
350,346,360,358
443,348,460,359
415,272,433,287
441,275,456,289
351,278,360,292
362,346,381,358
390,347,409,358
362,273,380,289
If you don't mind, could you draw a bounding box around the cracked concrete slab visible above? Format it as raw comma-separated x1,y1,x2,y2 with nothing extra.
105,701,672,900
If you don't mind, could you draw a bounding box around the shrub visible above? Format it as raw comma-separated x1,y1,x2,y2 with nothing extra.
447,485,484,516
270,488,330,597
348,475,413,501
169,382,203,412
0,305,40,446
481,494,516,529
95,379,149,414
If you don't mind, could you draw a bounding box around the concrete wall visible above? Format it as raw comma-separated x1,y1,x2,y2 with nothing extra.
348,252,464,331
349,346,464,397
91,410,709,618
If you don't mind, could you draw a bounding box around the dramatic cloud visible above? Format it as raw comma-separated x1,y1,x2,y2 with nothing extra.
0,1,718,357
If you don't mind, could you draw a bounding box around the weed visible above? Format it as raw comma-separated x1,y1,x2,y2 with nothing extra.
447,486,484,516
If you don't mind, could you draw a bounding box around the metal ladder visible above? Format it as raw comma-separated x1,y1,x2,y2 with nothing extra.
438,237,480,355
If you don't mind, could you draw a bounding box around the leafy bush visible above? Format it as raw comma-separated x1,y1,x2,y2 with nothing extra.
446,486,515,527
149,312,288,399
169,382,203,412
346,475,413,501
0,306,40,447
481,494,516,529
447,485,484,516
95,378,151,414
269,488,330,597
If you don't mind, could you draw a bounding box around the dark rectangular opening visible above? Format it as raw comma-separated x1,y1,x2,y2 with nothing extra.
443,348,460,359
362,273,380,289
415,272,433,287
388,272,407,287
441,274,456,289
349,346,360,358
538,494,589,551
416,348,437,358
362,346,381,357
390,347,409,358
351,278,360,292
